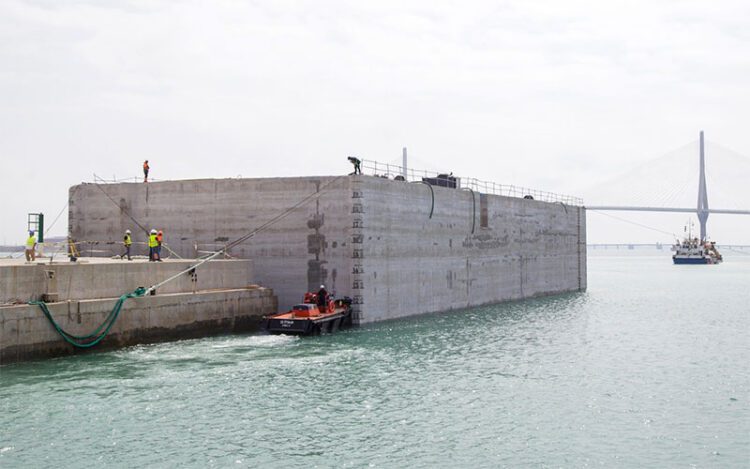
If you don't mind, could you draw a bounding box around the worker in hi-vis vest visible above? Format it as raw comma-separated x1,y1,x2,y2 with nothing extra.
121,229,132,261
25,230,37,262
155,230,163,261
148,229,159,262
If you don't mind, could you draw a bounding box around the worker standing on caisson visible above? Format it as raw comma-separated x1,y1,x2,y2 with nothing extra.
121,229,132,260
143,160,150,183
25,230,37,262
156,230,164,262
148,229,158,261
347,156,361,175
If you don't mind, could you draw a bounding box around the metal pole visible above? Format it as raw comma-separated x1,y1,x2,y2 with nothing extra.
38,213,44,243
402,147,408,179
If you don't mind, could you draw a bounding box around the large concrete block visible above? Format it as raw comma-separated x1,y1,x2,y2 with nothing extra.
70,177,354,312
350,176,585,322
68,175,586,324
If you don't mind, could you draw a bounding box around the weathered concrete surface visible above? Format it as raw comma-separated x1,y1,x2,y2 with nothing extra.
70,178,353,314
356,177,586,322
0,286,276,365
0,258,254,304
69,176,586,324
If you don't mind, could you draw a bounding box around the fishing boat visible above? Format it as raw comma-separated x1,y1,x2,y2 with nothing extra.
672,222,722,264
262,293,353,335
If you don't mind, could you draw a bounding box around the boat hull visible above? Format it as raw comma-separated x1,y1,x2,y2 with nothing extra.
673,257,717,265
262,307,352,335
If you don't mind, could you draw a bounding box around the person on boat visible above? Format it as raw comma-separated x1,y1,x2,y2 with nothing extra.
317,285,329,309
143,160,150,183
121,229,132,260
25,230,37,262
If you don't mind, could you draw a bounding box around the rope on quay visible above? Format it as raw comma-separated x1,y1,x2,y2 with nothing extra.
31,174,347,348
29,287,147,348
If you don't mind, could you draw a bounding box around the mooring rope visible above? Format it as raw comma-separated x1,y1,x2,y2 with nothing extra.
29,287,147,348
587,209,678,239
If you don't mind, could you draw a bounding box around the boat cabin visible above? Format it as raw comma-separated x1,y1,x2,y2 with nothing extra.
291,303,320,318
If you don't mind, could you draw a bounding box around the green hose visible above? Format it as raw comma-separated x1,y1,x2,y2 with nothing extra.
29,287,147,348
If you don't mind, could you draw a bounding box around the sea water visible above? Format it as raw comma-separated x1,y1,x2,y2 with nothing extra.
1,253,748,467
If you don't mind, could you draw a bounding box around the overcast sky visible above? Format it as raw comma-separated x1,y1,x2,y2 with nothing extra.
1,0,748,245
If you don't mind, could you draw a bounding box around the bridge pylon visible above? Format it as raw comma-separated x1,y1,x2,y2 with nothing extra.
697,131,709,242
586,132,750,226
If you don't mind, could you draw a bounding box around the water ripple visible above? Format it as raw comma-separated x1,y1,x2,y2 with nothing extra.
1,256,749,467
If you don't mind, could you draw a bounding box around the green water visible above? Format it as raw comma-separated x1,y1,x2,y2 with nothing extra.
2,254,748,467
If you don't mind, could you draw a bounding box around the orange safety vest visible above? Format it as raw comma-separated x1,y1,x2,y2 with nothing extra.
143,162,149,170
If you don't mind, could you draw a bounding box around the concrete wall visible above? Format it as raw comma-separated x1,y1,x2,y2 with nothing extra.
69,175,586,324
356,177,586,321
0,259,254,304
70,178,354,313
0,287,276,365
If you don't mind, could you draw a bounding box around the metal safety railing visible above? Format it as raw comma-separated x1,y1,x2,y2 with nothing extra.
89,163,582,205
360,159,583,206
92,174,163,184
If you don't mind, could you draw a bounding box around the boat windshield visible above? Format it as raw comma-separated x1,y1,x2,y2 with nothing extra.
293,304,313,311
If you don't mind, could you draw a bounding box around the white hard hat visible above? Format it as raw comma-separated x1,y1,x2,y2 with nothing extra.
320,285,325,289
150,229,157,234
125,229,131,234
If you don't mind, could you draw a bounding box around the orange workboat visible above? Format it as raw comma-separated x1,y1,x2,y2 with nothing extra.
262,293,353,335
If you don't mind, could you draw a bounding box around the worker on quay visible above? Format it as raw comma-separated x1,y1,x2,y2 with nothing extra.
25,230,37,262
148,229,159,261
121,229,132,261
317,284,329,310
347,156,361,175
143,160,150,183
156,230,164,261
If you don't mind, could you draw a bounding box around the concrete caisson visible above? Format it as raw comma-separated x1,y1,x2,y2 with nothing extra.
357,177,586,322
69,176,586,324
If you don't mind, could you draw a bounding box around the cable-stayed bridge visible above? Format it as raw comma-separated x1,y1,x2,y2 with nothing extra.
585,131,750,242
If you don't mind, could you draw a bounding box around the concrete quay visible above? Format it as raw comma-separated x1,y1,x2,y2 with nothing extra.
69,175,586,324
0,257,255,304
0,258,277,364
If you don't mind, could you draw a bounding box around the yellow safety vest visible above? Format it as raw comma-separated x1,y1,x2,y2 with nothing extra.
124,234,132,246
26,236,36,249
148,234,158,248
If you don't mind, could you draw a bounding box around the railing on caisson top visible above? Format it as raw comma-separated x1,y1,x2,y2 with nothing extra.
359,159,583,206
